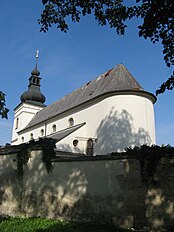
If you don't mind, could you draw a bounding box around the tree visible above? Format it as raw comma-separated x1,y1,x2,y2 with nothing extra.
0,91,9,119
39,0,174,94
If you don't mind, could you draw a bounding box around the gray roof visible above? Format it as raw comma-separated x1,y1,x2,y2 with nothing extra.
20,64,156,132
47,122,86,141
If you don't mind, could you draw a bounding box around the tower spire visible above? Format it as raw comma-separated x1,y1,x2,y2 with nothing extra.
20,51,46,106
31,50,40,76
36,50,39,68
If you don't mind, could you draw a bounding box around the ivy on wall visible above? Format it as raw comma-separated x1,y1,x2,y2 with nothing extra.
2,139,174,183
16,138,56,175
124,144,174,184
39,138,56,173
17,144,32,176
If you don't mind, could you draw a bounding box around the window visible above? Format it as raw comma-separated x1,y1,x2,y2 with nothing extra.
86,139,94,156
15,118,19,129
52,124,56,132
69,118,74,127
30,133,34,140
73,139,79,147
41,129,44,136
21,137,24,143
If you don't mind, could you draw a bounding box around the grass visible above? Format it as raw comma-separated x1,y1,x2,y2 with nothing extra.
0,216,130,232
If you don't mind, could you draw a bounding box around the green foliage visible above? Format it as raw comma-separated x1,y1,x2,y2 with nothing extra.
0,217,71,232
0,216,130,232
125,144,174,183
156,70,174,95
39,0,174,94
40,0,127,35
16,138,56,176
0,91,9,119
17,144,32,176
39,137,56,173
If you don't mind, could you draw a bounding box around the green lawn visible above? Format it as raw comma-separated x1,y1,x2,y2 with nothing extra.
0,217,130,232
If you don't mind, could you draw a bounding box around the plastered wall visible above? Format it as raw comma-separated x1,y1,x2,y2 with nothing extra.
1,151,173,229
12,94,156,155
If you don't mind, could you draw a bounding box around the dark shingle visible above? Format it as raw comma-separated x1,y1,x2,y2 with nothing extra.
21,64,150,131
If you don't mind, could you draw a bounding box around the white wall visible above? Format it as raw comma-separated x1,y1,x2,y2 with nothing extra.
11,103,44,144
57,94,156,154
15,93,156,155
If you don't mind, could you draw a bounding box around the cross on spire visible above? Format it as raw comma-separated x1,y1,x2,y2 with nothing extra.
36,50,39,68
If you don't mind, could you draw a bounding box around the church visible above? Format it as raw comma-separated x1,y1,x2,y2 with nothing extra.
11,60,156,156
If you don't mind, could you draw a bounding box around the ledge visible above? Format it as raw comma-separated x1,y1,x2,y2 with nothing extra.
51,154,136,162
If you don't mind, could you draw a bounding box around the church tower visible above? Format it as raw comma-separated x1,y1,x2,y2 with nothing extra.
11,52,46,145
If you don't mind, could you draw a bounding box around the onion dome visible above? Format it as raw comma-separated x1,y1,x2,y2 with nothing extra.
20,89,46,104
20,65,46,106
31,66,40,76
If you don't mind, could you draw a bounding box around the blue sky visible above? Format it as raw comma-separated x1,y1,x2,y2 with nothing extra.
0,1,174,146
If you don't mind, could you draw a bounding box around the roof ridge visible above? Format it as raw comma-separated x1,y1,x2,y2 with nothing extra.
20,64,152,131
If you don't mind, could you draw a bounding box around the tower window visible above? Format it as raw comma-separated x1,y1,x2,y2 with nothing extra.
52,124,57,132
15,118,19,129
69,118,74,127
41,129,44,136
22,137,24,143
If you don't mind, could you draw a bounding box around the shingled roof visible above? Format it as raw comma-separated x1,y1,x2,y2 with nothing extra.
20,64,155,132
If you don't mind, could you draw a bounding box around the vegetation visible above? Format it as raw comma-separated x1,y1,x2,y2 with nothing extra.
0,217,130,232
15,136,174,185
1,1,173,119
0,91,9,119
124,144,174,183
16,138,56,176
40,0,174,94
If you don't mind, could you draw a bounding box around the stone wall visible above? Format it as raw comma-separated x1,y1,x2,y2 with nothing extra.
0,151,174,229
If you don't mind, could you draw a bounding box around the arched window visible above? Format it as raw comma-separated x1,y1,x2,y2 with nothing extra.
21,137,24,143
15,118,19,129
86,139,94,156
69,118,74,127
52,124,57,132
37,79,40,85
41,129,44,136
30,133,34,140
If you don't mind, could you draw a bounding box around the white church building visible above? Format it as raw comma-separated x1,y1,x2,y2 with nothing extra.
11,62,156,155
